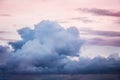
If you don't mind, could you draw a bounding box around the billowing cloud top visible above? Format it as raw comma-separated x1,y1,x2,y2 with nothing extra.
7,20,83,73
0,20,120,74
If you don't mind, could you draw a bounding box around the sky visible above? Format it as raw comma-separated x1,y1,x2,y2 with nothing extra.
0,0,120,58
0,0,120,74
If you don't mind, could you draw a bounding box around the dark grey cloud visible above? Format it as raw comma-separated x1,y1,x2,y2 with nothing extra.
0,45,9,58
0,20,120,74
63,55,120,74
1,74,120,80
6,54,120,74
77,8,120,17
70,17,93,23
0,45,10,65
0,45,10,73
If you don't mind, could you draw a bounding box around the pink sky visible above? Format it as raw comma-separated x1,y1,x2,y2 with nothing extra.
0,0,120,58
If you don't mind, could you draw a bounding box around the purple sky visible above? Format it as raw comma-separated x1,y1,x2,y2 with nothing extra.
0,0,120,58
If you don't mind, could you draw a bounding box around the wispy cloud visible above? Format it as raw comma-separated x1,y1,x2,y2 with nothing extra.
0,31,15,42
115,19,120,24
70,17,93,23
0,31,11,34
0,14,11,17
77,8,120,18
81,29,120,37
57,20,68,23
81,29,120,47
87,38,120,47
0,37,16,42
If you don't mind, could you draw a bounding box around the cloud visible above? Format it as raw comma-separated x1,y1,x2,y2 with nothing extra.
0,45,9,62
0,14,11,17
63,55,120,74
80,29,120,47
9,27,35,51
0,31,10,34
0,31,13,41
0,20,120,74
86,38,120,47
82,29,120,37
7,20,84,73
115,20,120,24
0,45,10,73
0,45,10,66
77,8,120,17
57,21,68,23
70,17,93,23
0,37,16,42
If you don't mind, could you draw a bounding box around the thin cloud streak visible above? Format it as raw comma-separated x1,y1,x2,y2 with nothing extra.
77,8,120,18
0,31,11,34
80,29,120,47
70,17,93,23
81,29,120,37
86,38,120,47
0,14,11,16
0,37,16,42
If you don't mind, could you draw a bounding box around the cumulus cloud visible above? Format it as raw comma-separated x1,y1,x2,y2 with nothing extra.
9,27,35,51
7,20,83,73
0,20,120,74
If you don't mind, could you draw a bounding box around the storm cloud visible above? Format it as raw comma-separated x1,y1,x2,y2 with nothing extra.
0,20,120,74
